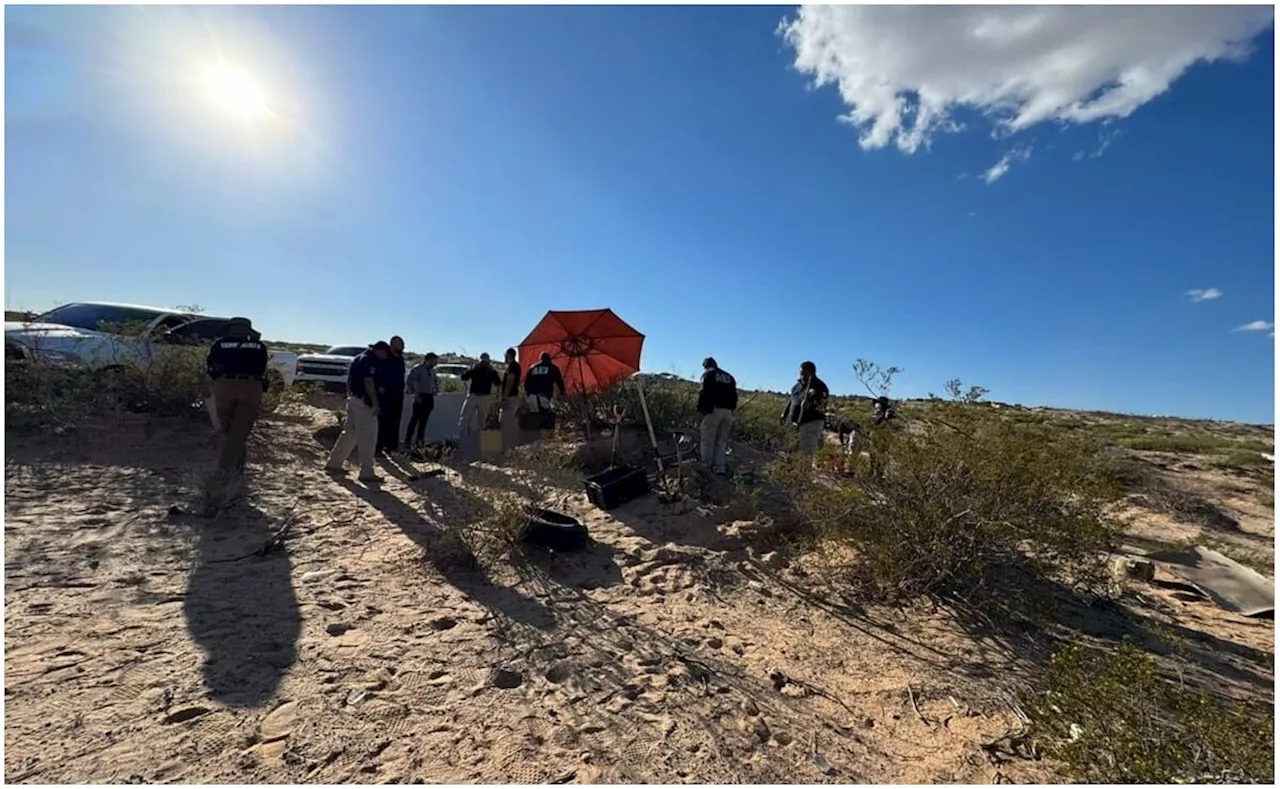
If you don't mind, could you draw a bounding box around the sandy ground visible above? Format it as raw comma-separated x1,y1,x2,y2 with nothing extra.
4,407,1273,784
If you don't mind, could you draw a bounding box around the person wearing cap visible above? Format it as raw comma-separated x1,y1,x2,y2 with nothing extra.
781,360,830,454
521,352,565,446
325,341,389,482
523,352,566,414
458,353,503,452
375,335,408,455
697,357,738,475
206,317,270,476
498,347,523,451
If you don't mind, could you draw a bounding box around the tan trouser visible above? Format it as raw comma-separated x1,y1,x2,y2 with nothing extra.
327,396,379,477
797,420,825,454
699,408,734,473
500,396,522,451
458,394,489,436
212,378,264,475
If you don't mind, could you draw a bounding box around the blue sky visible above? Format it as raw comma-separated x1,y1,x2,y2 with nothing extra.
5,5,1275,423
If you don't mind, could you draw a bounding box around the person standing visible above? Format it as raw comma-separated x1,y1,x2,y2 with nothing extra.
498,347,523,451
522,352,566,416
404,352,439,448
781,360,830,455
206,317,270,477
375,335,407,455
696,357,738,475
326,341,389,482
458,353,502,448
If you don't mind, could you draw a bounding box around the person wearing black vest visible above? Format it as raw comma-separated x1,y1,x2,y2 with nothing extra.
523,353,566,413
781,360,830,454
206,317,270,476
697,357,738,475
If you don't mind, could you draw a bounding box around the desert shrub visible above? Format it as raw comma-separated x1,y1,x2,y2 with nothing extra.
771,363,1123,611
112,345,209,416
263,379,316,414
4,361,103,431
1118,434,1236,455
587,378,701,434
1215,450,1273,474
1029,642,1274,783
731,394,794,451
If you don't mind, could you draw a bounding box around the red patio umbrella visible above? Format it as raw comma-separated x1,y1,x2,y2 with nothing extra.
517,309,645,395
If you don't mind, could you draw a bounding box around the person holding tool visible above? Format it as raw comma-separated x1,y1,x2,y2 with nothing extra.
325,341,389,483
458,353,503,456
782,360,830,454
697,356,738,475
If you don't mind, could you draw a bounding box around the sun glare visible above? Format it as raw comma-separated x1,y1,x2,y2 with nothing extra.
200,61,269,123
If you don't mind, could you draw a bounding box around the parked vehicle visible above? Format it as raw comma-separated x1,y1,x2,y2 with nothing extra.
435,362,470,380
292,345,367,393
4,302,298,388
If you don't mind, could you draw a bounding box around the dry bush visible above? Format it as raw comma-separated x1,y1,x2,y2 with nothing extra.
5,332,297,433
575,377,794,452
1028,642,1274,783
439,496,529,566
771,363,1123,613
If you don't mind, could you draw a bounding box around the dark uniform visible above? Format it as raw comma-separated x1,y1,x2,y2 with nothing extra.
698,359,738,474
523,355,566,405
375,348,407,454
782,363,830,455
206,317,269,475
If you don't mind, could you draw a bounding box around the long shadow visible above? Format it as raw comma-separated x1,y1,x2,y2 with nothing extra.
332,475,557,632
183,499,301,708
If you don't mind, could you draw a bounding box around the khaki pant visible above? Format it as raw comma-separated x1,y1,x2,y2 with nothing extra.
212,378,264,475
327,396,379,477
500,396,522,451
797,419,825,454
458,394,489,436
699,408,734,473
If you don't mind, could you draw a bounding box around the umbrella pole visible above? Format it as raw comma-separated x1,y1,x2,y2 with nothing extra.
633,378,664,474
576,356,592,443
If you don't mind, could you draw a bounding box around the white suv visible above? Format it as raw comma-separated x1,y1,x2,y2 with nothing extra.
4,302,298,387
292,345,367,392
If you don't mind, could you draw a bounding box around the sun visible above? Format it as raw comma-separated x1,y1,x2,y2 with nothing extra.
199,61,269,123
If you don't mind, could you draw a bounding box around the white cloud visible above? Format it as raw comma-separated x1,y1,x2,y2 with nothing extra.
780,6,1272,154
982,144,1032,183
1074,128,1123,161
1233,320,1274,333
1185,288,1223,302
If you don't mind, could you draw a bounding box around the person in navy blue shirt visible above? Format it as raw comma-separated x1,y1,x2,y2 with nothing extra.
325,341,389,482
375,336,408,455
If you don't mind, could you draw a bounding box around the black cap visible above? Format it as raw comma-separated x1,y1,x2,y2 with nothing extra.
227,317,253,335
370,341,391,351
703,357,717,369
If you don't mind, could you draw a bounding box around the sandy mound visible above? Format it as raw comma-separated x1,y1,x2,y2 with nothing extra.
4,408,1271,783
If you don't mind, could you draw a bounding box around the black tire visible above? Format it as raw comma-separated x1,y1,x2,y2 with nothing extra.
520,507,589,552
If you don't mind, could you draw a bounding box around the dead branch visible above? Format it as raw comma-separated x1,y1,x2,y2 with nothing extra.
907,684,933,727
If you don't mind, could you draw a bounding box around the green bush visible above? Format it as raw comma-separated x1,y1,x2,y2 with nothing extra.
771,365,1123,609
1029,642,1274,783
1118,434,1236,455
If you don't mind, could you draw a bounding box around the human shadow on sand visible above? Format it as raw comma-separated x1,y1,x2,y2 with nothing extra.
333,475,558,632
183,499,301,708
